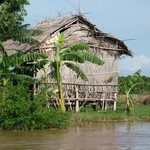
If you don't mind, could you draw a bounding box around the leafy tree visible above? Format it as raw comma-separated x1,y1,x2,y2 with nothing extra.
0,0,48,99
0,0,41,44
48,34,104,111
119,74,150,94
0,0,46,87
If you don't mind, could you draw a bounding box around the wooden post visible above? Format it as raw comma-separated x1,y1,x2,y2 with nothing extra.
75,85,79,112
102,86,106,111
101,92,105,111
113,101,116,111
104,99,108,110
113,92,117,111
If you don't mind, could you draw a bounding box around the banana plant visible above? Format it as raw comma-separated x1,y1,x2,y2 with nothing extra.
124,69,143,113
49,33,104,111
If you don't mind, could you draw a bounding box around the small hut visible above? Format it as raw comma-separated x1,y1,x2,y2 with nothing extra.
4,15,132,111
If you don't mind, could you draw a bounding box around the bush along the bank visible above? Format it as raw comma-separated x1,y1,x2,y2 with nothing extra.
0,82,71,130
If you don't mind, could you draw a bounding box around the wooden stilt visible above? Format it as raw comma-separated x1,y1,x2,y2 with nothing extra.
113,92,117,111
101,92,105,111
41,83,118,111
113,101,116,111
104,100,108,110
75,86,79,112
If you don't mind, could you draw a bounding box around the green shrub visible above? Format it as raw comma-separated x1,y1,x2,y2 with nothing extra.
0,83,71,130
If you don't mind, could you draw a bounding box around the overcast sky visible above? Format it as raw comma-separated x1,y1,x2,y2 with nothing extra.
25,0,150,76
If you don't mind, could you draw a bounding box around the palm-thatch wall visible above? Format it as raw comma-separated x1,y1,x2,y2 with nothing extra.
3,15,132,111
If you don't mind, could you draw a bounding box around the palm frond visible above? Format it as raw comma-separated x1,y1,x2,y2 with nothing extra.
13,36,39,45
6,52,23,66
30,60,48,72
78,52,105,65
0,72,36,83
10,74,37,83
1,52,23,70
64,62,88,81
19,53,48,65
49,61,57,80
18,24,30,30
12,66,30,73
62,44,90,54
0,56,10,71
60,52,84,63
3,52,47,67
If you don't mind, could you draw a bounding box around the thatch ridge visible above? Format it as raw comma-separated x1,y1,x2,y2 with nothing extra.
3,14,133,56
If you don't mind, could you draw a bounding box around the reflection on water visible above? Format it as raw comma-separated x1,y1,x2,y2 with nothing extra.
117,122,150,150
0,122,150,150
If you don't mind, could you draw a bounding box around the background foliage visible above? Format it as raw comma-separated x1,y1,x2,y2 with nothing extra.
118,75,150,94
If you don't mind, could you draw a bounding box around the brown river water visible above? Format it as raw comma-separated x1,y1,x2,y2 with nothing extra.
0,122,150,150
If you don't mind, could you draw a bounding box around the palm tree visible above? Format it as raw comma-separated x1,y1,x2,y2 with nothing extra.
49,34,104,111
0,45,48,103
0,44,48,86
0,1,49,103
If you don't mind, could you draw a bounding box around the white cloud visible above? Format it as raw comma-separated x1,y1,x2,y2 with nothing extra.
119,55,150,76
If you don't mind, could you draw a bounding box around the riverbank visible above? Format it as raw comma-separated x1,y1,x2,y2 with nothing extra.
0,93,149,130
70,102,150,126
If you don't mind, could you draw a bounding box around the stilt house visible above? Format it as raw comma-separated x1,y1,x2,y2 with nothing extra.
4,15,132,111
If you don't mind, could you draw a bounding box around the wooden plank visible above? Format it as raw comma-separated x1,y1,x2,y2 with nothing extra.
42,82,118,86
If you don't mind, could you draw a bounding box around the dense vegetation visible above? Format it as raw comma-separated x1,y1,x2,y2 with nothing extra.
0,1,150,130
0,82,71,130
0,0,104,130
118,75,150,94
0,0,70,130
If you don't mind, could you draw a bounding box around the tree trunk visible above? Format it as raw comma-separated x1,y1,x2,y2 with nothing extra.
58,79,66,112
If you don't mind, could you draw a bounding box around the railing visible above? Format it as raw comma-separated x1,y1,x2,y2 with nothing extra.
39,83,118,112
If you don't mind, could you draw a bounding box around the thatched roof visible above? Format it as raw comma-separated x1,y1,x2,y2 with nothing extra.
3,15,133,56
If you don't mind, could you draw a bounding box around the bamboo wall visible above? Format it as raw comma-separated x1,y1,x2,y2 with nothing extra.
61,50,118,85
61,22,118,85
